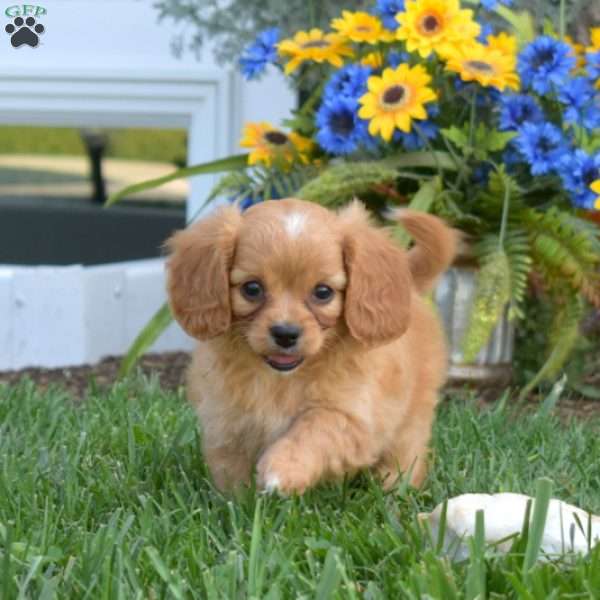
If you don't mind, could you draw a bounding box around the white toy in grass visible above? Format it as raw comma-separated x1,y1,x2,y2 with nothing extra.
419,493,600,562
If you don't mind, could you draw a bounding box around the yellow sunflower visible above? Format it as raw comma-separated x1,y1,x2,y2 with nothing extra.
564,35,586,69
444,42,519,91
591,27,600,50
240,122,312,168
331,10,392,44
395,0,480,59
361,51,385,68
358,64,437,141
592,180,600,211
278,28,353,75
486,32,518,56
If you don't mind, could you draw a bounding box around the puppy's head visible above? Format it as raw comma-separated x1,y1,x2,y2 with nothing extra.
166,199,411,373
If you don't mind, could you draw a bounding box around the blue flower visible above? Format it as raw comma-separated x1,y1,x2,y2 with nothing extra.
388,50,410,68
558,150,600,210
394,104,439,150
455,79,501,106
323,64,372,101
585,50,600,81
518,36,575,95
316,96,371,155
502,145,523,171
239,28,280,80
557,77,600,131
498,94,544,131
374,0,405,31
480,0,513,10
477,21,494,44
514,122,569,176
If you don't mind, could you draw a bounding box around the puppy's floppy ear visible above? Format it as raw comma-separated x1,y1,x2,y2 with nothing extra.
165,206,241,339
340,201,412,346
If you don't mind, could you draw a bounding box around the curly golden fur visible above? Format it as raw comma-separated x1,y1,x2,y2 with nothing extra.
166,198,457,494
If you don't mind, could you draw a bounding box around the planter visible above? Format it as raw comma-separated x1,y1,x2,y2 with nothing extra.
0,198,193,370
435,265,514,384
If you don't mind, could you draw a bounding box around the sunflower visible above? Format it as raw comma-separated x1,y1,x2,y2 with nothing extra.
564,35,586,69
358,64,437,141
592,179,600,211
591,27,600,50
487,32,518,57
444,42,519,91
240,122,312,167
361,51,385,68
278,28,353,75
395,0,480,59
331,10,393,44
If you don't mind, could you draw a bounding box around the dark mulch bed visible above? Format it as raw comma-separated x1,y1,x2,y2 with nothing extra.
0,352,190,400
1,351,599,421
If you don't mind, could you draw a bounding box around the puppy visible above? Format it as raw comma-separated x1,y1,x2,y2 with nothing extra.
166,199,457,495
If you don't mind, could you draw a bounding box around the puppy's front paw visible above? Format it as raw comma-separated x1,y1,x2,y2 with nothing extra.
256,441,313,496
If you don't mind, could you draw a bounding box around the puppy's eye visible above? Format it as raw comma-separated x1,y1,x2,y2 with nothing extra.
241,280,265,302
312,284,334,304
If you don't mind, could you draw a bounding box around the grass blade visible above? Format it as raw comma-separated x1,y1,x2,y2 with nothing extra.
248,498,264,598
465,510,486,600
118,303,173,378
106,153,249,206
523,478,553,573
315,548,342,600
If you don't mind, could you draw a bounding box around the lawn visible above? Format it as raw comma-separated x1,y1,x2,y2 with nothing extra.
1,377,600,598
0,126,187,165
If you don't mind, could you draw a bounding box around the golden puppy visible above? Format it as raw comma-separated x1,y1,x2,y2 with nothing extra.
166,199,457,494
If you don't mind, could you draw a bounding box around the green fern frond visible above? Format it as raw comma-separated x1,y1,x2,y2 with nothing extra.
297,160,398,207
504,229,533,319
523,208,600,307
520,292,583,398
206,163,319,209
461,245,512,363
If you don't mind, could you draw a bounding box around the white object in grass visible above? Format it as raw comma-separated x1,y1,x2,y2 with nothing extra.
419,493,600,561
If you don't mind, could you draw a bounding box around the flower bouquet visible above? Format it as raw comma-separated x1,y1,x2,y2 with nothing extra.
112,0,600,390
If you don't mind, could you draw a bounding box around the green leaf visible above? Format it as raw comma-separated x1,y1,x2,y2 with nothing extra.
441,126,470,152
495,5,536,45
394,151,457,171
118,303,174,378
391,178,440,248
106,153,249,206
486,130,517,153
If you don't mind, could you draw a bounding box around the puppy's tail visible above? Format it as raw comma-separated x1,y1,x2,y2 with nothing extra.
390,209,459,293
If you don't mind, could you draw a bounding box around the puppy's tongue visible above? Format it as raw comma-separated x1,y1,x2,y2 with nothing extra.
268,354,299,365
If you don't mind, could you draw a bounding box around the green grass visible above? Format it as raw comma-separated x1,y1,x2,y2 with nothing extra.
1,378,600,598
0,127,187,165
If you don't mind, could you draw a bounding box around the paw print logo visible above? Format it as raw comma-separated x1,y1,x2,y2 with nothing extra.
5,16,45,48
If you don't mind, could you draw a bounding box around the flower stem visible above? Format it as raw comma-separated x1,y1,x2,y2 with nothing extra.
468,88,478,151
412,122,444,182
495,164,511,250
559,0,566,40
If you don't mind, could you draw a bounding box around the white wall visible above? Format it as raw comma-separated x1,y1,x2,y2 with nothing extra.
1,0,296,213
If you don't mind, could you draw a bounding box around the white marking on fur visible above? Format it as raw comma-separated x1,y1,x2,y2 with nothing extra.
264,474,280,492
282,212,306,238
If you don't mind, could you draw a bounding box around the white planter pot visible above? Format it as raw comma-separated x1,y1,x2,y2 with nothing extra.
435,265,515,383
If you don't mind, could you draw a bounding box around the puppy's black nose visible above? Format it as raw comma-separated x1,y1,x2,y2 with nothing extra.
270,323,302,349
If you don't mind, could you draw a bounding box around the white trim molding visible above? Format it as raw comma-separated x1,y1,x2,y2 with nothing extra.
0,67,239,220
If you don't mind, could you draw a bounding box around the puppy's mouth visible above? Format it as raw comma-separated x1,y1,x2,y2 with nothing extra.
264,354,304,372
